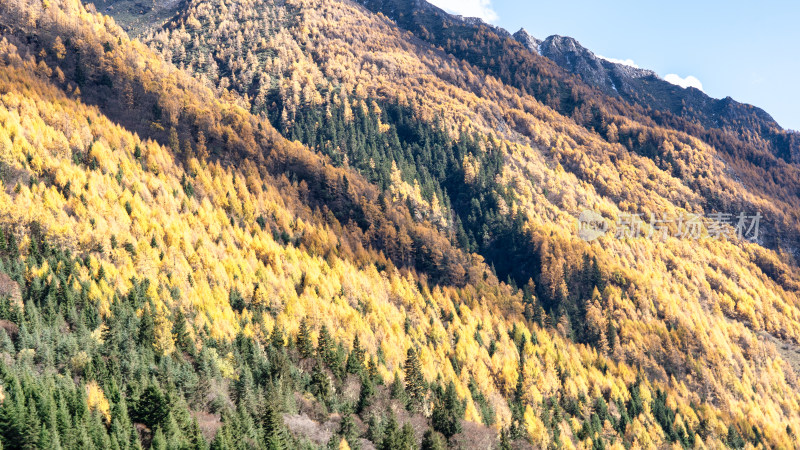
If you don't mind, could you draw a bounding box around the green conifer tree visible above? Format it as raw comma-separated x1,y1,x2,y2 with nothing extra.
404,348,425,411
431,381,463,439
296,318,313,358
346,335,365,375
421,429,446,450
263,403,287,450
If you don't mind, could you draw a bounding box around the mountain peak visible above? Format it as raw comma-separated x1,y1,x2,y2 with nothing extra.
513,28,542,53
542,34,585,52
537,34,658,86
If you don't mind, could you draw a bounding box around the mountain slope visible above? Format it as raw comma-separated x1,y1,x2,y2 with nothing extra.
0,0,743,448
137,0,800,445
1,0,800,448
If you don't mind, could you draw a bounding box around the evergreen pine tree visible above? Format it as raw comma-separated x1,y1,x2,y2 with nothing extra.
134,382,169,430
317,325,334,367
173,309,192,354
727,425,745,449
509,352,526,439
404,348,425,410
138,301,156,347
151,428,168,450
311,363,332,405
365,414,384,444
188,418,207,450
367,356,381,385
338,414,359,450
210,424,233,450
20,398,42,449
346,335,365,375
296,318,313,358
270,324,285,349
431,381,463,439
263,403,287,450
420,429,446,450
378,415,399,450
389,373,406,402
398,423,416,450
357,376,375,414
0,384,25,447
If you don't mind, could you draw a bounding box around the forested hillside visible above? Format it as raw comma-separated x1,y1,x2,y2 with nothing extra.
0,0,799,448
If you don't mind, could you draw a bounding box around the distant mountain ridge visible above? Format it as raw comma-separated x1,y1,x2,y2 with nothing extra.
357,0,799,163
516,32,658,84
516,31,788,142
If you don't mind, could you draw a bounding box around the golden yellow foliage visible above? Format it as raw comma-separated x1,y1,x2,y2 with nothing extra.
1,0,799,445
86,381,111,423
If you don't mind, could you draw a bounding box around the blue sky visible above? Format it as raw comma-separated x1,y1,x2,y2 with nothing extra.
427,0,799,130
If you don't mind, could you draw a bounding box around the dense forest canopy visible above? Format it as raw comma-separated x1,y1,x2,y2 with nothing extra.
0,0,798,448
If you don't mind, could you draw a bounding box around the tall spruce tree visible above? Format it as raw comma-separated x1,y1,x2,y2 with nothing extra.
263,403,288,450
346,335,365,375
404,348,425,411
296,318,313,358
431,381,463,439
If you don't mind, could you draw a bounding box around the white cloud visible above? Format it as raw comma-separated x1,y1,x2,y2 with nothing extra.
664,73,704,91
427,0,499,23
597,55,639,69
